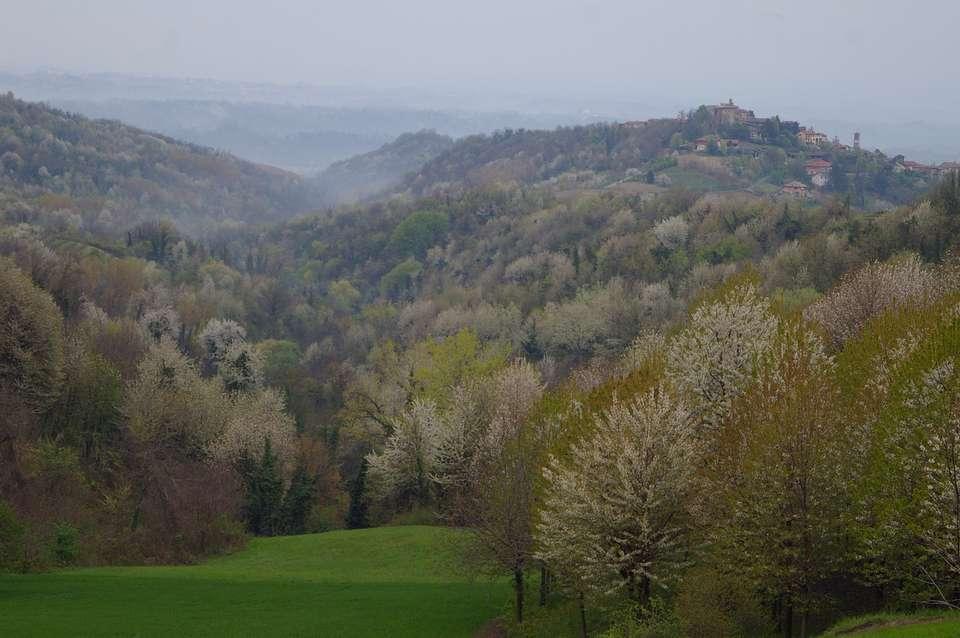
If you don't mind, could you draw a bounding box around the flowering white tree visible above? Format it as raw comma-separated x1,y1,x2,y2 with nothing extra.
666,284,777,431
804,255,943,348
198,318,247,367
211,387,297,471
139,306,180,343
218,342,263,393
653,215,689,251
123,340,227,454
470,359,546,623
198,318,262,392
366,399,445,505
536,386,701,601
483,359,545,452
900,358,960,597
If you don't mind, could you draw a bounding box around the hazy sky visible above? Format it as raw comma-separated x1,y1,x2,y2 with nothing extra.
2,0,958,116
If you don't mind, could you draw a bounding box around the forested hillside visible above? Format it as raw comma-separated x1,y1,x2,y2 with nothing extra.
2,93,960,636
311,130,453,205
401,119,680,196
0,93,315,232
395,108,934,209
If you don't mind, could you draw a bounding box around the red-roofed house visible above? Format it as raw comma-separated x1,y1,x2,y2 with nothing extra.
805,159,832,175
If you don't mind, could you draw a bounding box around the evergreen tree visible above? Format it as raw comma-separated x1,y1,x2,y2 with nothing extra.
280,464,314,535
347,458,369,530
241,439,284,536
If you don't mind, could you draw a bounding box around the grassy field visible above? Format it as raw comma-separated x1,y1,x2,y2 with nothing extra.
822,611,960,637
0,526,509,637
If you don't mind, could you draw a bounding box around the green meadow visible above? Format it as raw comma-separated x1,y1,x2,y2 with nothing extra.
0,526,508,637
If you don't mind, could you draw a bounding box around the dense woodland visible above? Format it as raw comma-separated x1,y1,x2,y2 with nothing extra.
0,93,314,232
312,129,454,205
2,95,960,636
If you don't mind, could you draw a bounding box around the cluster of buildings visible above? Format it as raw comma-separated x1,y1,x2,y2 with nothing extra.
895,159,960,177
624,100,959,201
780,158,834,199
797,127,829,146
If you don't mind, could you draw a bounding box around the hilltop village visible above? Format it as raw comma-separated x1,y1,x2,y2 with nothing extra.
622,100,957,205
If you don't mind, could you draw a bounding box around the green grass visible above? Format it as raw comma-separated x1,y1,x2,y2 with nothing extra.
821,610,960,637
0,526,509,637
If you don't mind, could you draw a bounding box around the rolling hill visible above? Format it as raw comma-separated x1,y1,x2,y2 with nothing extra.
311,129,454,205
0,93,318,233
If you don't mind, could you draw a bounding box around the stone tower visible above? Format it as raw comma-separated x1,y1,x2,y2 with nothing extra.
853,132,861,150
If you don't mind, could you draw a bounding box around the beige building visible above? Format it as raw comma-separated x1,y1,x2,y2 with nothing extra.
781,181,809,198
797,127,829,146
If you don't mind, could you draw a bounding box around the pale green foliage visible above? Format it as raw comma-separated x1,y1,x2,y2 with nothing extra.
638,282,679,327
537,279,637,356
0,262,63,409
767,240,810,290
620,331,666,376
666,284,777,430
431,302,523,346
713,321,843,622
410,329,508,404
537,386,701,598
503,251,574,287
327,279,361,313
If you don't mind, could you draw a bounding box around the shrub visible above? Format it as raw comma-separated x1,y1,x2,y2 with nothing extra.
597,598,682,638
673,566,775,638
49,522,80,566
0,500,24,572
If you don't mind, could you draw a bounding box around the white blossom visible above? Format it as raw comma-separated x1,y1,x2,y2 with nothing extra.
666,284,777,431
536,387,701,597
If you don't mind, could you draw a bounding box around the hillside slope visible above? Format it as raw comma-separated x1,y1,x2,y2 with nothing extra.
0,93,316,233
312,130,454,205
393,109,937,208
401,119,680,196
0,526,507,637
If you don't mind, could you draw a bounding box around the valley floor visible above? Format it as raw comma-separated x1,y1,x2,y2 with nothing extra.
0,526,507,637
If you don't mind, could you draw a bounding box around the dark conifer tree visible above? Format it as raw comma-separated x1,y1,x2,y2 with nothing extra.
346,458,369,530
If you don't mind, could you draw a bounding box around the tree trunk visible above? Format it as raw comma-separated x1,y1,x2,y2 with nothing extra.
578,590,588,638
514,567,524,623
539,563,548,606
783,595,793,638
